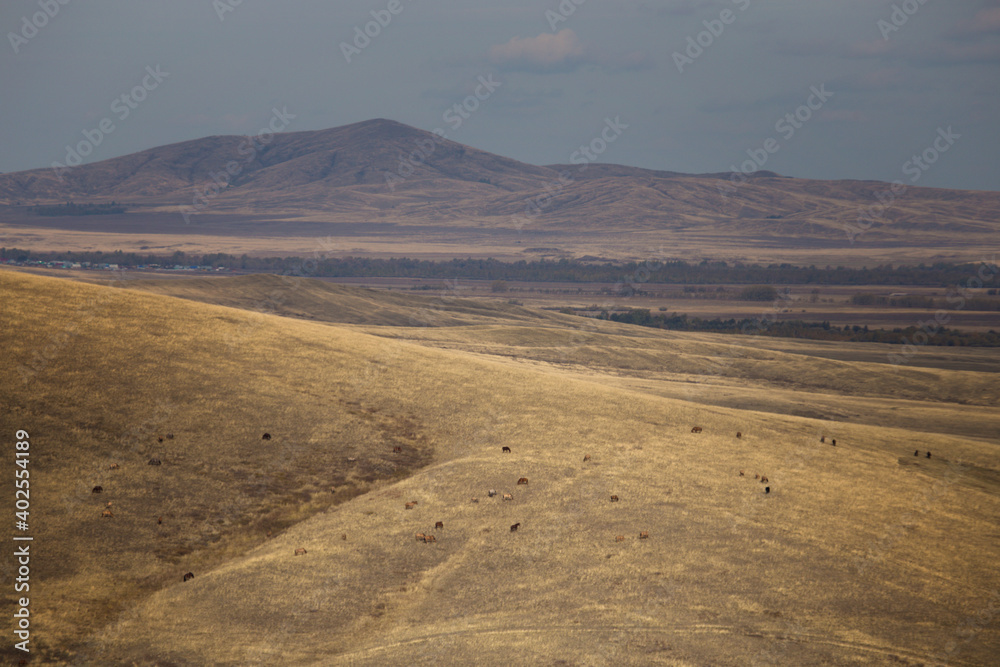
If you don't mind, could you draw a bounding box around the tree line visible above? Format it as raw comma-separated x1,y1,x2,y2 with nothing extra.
599,309,1000,347
2,247,997,287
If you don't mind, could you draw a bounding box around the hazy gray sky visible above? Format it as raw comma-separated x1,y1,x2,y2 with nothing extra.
3,0,999,190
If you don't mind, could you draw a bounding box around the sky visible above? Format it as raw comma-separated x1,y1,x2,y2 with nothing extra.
2,0,999,191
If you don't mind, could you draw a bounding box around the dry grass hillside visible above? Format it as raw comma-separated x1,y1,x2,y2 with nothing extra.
2,269,998,665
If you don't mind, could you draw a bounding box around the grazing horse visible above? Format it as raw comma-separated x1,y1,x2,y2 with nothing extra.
736,432,742,438
405,502,416,510
915,450,919,456
92,486,103,494
101,510,113,518
615,535,625,542
471,497,479,503
157,436,163,443
754,474,760,480
691,426,702,433
583,454,591,462
610,495,620,502
502,493,513,501
502,446,511,453
183,572,195,582
148,458,161,466
342,534,347,541
435,521,444,530
510,523,520,532
488,489,497,497
108,463,119,470
157,516,163,525
760,476,768,484
831,439,837,446
517,477,528,485
416,533,426,541
294,547,307,556
262,433,272,440
424,535,436,543
926,451,931,459
739,471,744,477
639,531,649,539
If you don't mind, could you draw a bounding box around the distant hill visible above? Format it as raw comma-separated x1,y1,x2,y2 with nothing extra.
1,118,998,262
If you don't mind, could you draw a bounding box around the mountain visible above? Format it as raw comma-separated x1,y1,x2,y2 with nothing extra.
1,118,998,263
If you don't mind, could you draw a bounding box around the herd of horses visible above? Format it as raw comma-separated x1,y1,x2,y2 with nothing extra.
398,442,663,551
93,427,857,581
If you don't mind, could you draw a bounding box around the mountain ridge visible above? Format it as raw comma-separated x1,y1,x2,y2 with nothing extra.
1,118,998,263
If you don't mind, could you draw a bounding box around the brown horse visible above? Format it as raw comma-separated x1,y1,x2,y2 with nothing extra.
639,531,649,539
294,547,307,556
183,572,195,582
517,477,528,485
691,426,703,433
610,495,620,502
510,523,520,532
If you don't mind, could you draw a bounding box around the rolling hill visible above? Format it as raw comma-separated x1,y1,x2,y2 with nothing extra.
2,269,999,665
1,119,998,265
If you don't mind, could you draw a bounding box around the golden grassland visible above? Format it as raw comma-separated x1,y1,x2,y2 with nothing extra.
2,216,995,267
1,269,998,665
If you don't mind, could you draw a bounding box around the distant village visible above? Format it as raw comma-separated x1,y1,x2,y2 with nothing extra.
2,258,228,273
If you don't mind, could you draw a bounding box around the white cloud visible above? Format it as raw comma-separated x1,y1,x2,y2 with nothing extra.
489,29,587,72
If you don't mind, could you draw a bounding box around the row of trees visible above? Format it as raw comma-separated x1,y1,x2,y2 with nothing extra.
2,247,997,287
850,293,1000,311
600,309,1000,347
28,202,126,216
